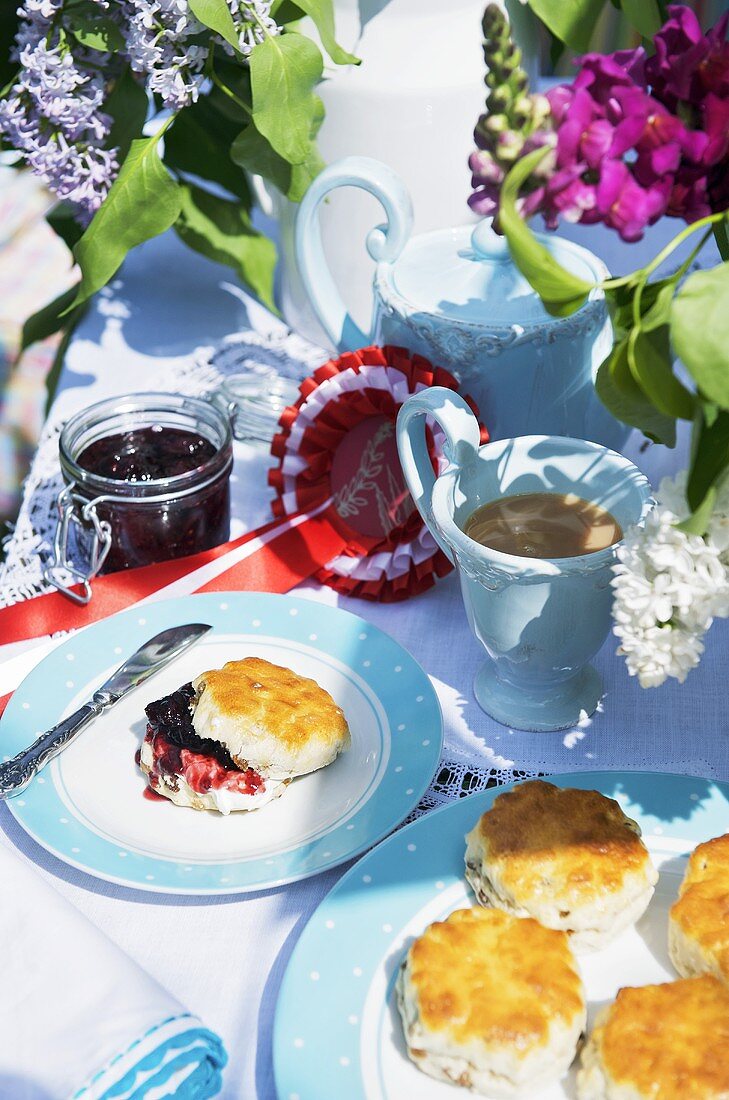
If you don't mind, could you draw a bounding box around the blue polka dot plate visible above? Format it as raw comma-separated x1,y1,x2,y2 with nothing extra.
0,593,442,894
273,770,729,1100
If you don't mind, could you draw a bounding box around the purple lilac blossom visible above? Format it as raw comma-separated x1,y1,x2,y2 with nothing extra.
0,0,120,222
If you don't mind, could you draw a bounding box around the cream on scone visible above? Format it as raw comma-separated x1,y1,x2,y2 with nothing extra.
396,907,586,1097
139,658,350,814
669,832,729,984
576,976,729,1100
464,780,658,951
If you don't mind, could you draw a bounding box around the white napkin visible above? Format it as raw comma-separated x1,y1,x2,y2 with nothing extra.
0,843,226,1100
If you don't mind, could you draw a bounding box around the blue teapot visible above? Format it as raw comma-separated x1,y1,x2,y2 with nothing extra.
295,156,623,446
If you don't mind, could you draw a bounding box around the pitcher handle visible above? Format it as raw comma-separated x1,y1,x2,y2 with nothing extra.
396,388,482,565
295,156,413,351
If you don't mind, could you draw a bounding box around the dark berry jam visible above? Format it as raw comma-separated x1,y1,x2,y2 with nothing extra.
59,395,233,576
78,426,217,482
140,683,266,798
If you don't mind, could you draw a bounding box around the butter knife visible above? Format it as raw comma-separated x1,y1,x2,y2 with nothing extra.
0,622,212,798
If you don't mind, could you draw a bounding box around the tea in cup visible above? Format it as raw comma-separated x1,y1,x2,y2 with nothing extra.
396,388,653,731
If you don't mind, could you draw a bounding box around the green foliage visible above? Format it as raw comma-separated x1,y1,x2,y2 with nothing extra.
105,66,150,162
165,90,252,202
22,285,81,352
15,0,355,348
289,0,359,65
499,148,594,317
250,31,323,165
528,0,663,51
671,265,729,409
505,166,729,527
175,182,277,310
68,3,126,51
188,0,241,51
595,337,676,447
686,408,729,517
70,131,182,311
527,0,605,52
231,94,324,202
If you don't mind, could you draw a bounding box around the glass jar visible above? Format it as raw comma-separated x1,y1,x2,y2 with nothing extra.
48,393,233,602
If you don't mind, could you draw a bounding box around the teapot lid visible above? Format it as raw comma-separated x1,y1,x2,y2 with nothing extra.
390,220,602,326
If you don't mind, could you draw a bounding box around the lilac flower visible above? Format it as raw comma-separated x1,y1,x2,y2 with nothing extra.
124,0,208,110
0,0,120,222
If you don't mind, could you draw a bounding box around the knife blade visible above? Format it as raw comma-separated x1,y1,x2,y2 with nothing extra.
0,622,212,798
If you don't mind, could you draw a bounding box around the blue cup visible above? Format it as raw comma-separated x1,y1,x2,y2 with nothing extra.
397,388,653,731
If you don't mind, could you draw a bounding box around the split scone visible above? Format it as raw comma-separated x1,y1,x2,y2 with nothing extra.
396,907,586,1097
465,780,658,951
139,657,350,814
669,832,729,984
576,976,729,1100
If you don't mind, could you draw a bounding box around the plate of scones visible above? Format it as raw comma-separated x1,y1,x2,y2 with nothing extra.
274,773,729,1099
1,592,442,893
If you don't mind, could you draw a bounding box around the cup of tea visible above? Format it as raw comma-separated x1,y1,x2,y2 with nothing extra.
396,387,653,731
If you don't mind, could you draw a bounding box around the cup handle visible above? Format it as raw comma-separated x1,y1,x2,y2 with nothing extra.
396,387,481,565
295,156,413,351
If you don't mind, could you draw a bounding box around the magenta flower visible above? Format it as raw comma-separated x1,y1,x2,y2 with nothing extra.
467,2,729,237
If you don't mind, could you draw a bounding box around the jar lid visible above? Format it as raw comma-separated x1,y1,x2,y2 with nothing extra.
390,219,604,327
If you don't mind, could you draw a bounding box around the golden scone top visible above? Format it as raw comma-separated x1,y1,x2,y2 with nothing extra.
594,976,729,1099
472,780,651,901
193,657,350,752
671,832,729,982
406,907,584,1049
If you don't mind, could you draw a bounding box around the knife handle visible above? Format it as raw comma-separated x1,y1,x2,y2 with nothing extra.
0,703,102,798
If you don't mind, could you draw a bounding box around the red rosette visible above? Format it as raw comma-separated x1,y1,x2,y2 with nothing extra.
268,345,489,602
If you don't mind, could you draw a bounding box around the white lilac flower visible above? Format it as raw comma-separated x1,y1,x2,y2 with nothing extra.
611,473,729,687
0,0,120,221
124,0,208,110
227,0,280,56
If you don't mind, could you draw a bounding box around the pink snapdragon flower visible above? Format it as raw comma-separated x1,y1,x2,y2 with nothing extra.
468,5,729,239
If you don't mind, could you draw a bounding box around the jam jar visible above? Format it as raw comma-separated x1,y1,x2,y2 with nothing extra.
49,394,233,602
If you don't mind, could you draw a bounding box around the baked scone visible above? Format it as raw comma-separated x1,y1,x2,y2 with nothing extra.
396,907,586,1097
139,658,350,814
669,832,729,984
576,976,729,1099
465,780,658,951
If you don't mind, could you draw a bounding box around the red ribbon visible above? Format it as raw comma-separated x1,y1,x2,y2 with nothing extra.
0,505,347,648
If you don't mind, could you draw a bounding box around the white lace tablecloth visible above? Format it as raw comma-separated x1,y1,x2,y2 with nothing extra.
1,227,727,1100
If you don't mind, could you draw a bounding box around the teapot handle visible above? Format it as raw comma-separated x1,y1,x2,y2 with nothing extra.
396,388,482,565
295,156,413,351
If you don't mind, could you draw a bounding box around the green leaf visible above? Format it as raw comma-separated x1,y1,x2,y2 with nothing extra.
165,95,252,203
188,0,240,50
105,66,149,162
686,408,729,514
499,147,594,317
46,203,84,251
595,337,676,446
231,95,324,202
527,0,605,51
69,132,182,311
671,264,729,408
677,487,717,536
292,0,359,65
175,183,277,310
70,9,125,52
619,0,662,38
714,219,729,263
250,31,323,165
22,285,81,350
627,323,695,420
